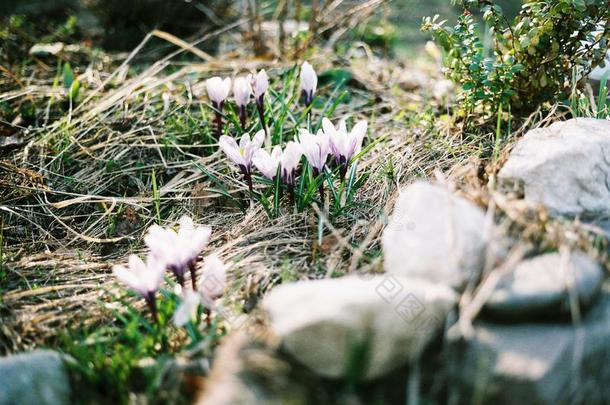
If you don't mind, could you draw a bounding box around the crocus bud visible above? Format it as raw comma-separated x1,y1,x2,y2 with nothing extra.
280,141,302,187
206,77,231,107
252,69,270,137
199,255,228,307
206,76,231,138
233,75,252,129
300,61,317,106
233,75,252,107
252,70,269,105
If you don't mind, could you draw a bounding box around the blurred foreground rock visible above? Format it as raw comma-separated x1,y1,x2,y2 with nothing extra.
0,350,71,405
498,118,610,217
197,332,309,405
382,181,490,291
452,283,610,404
484,251,603,319
262,275,456,380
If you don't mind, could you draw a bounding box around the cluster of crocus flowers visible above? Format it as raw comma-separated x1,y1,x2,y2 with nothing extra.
205,69,269,137
113,215,227,324
219,116,367,203
205,62,316,138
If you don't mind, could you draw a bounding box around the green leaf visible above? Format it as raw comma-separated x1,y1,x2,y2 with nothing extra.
62,62,73,89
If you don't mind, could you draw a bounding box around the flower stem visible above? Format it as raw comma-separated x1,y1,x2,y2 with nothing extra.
213,101,224,138
288,183,295,205
145,292,158,323
313,168,324,203
256,99,268,137
340,164,348,183
239,105,247,129
189,261,198,290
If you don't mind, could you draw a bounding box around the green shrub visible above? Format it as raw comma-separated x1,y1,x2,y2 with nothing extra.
423,0,610,116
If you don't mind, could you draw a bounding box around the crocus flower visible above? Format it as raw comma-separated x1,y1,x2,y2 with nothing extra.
299,128,329,201
322,117,368,180
113,254,165,322
300,61,317,107
233,75,252,129
280,141,302,203
206,76,232,138
199,255,228,307
252,70,269,137
173,289,201,327
173,255,228,327
299,128,329,174
281,141,302,186
144,216,212,289
252,145,282,180
219,130,265,192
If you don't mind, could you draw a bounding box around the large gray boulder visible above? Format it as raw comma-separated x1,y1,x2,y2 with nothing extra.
485,251,604,319
498,118,610,217
0,350,71,405
262,275,456,380
452,283,610,405
382,182,489,291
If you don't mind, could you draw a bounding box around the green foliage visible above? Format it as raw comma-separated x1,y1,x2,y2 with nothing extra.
61,287,225,403
423,0,610,115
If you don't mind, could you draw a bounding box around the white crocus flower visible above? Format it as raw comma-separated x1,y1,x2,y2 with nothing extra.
206,76,232,138
199,255,228,307
113,254,165,321
206,76,232,106
280,141,303,186
253,145,282,180
322,117,368,179
219,130,266,173
252,69,270,137
233,75,252,108
173,256,228,327
233,75,252,129
300,61,317,106
173,289,201,327
144,216,212,288
219,130,266,192
298,128,330,174
252,69,269,103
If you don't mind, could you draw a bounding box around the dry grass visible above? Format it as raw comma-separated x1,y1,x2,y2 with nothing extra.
2,5,607,357
0,12,466,353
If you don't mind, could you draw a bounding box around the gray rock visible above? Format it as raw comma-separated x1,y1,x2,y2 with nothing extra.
485,252,604,319
196,332,309,405
452,284,610,405
262,275,456,380
498,118,610,217
382,181,489,291
0,350,71,405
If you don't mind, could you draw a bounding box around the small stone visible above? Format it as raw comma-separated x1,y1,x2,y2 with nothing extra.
451,284,610,404
498,118,610,217
0,350,71,405
382,181,489,291
485,252,604,319
262,275,456,380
